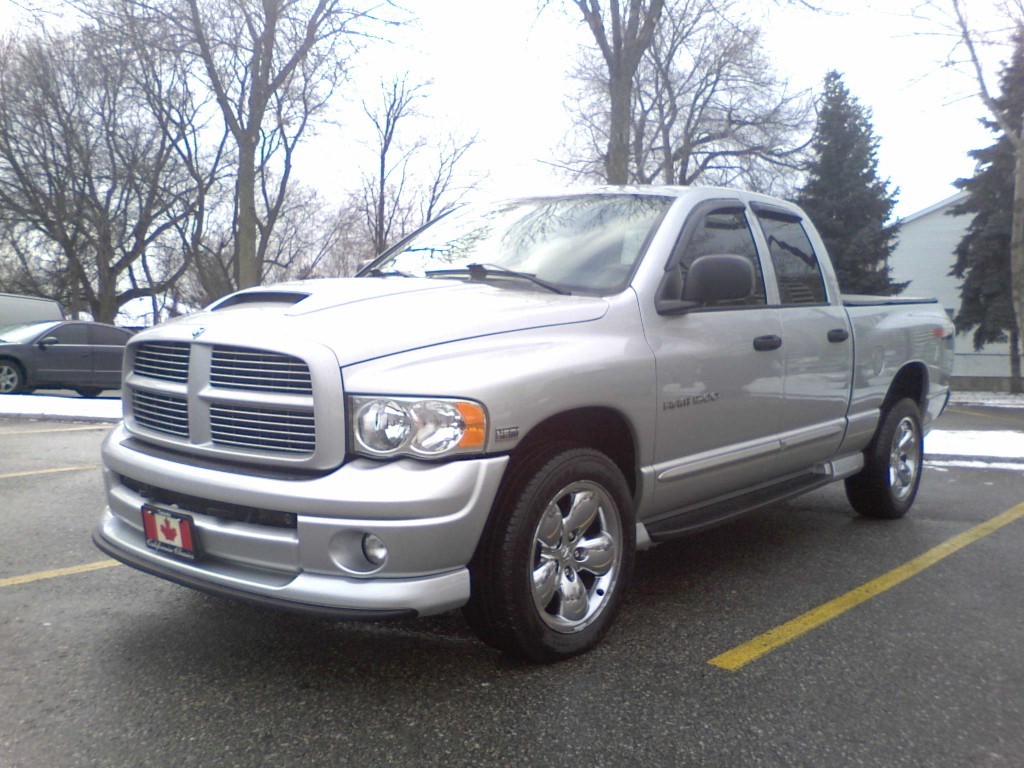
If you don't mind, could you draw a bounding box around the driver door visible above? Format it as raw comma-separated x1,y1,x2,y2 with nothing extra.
33,322,91,387
640,201,785,518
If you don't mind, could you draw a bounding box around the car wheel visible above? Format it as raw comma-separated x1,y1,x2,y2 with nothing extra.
0,360,25,394
76,387,103,398
845,398,923,519
464,447,635,662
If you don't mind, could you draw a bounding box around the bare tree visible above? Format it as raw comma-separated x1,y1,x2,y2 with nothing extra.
361,76,427,255
316,204,373,277
0,28,201,322
636,2,812,190
561,0,812,192
562,0,667,184
356,75,479,256
83,0,236,316
126,0,383,290
913,0,1024,385
559,0,832,188
263,182,352,281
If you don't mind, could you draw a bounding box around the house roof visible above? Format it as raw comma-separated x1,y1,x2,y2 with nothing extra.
899,190,969,226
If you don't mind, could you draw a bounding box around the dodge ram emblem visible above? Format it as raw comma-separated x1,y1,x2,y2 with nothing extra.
192,326,206,339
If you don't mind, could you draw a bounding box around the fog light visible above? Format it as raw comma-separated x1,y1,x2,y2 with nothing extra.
361,533,388,567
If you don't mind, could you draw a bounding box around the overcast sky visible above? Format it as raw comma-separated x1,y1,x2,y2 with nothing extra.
292,0,1012,218
3,0,1016,218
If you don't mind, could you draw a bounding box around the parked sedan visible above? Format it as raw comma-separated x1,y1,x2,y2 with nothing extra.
0,320,132,397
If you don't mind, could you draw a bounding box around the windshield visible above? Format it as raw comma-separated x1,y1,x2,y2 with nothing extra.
366,194,673,295
0,321,58,343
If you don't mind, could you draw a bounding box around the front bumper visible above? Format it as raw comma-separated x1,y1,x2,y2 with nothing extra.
96,424,509,617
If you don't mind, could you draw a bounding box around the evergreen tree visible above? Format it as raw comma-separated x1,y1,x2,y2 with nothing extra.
796,71,905,295
949,31,1023,391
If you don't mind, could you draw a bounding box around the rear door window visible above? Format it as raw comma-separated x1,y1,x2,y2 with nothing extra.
755,212,828,305
89,325,131,346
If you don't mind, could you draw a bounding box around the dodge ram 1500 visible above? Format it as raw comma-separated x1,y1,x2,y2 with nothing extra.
94,187,954,661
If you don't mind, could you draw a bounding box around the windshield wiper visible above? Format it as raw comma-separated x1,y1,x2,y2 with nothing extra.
425,263,571,295
361,267,416,278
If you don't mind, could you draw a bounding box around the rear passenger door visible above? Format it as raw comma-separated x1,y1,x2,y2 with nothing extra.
88,325,131,388
752,205,853,474
642,201,784,516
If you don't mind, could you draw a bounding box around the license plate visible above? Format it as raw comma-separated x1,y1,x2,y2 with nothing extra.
142,505,198,561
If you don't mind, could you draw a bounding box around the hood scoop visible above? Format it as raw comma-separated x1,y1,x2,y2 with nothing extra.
211,291,311,312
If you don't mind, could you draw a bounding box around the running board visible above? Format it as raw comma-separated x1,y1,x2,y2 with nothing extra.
643,455,863,543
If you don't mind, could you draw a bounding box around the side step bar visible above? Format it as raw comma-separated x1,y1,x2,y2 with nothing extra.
643,455,864,543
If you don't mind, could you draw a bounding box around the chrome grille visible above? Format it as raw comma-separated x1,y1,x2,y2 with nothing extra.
211,346,312,395
125,335,340,467
134,342,190,382
132,391,189,437
210,404,315,454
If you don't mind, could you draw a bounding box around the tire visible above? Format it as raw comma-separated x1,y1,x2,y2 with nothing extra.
76,387,103,398
845,398,923,519
464,447,635,662
0,360,25,394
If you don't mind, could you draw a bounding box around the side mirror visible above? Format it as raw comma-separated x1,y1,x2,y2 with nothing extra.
682,254,754,306
37,336,59,349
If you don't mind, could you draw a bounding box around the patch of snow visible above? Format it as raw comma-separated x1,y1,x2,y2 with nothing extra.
925,460,1024,473
925,430,1024,461
0,393,122,422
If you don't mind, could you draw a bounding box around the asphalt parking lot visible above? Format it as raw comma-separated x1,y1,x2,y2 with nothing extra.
1,401,1022,768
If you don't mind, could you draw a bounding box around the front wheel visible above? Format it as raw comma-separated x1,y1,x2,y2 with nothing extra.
464,447,635,662
845,398,923,519
0,360,25,394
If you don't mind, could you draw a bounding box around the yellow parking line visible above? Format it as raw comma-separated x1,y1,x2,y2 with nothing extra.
0,426,111,436
709,502,1024,671
0,465,100,480
1,559,121,588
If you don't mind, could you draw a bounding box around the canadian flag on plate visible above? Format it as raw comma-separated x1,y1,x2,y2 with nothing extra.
142,506,196,559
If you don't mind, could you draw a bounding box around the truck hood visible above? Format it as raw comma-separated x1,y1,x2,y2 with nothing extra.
153,277,610,366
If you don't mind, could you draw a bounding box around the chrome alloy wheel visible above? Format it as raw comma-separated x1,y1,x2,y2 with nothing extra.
530,480,623,633
889,416,921,502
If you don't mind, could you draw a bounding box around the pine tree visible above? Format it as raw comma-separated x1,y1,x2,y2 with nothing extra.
950,31,1023,391
796,71,905,296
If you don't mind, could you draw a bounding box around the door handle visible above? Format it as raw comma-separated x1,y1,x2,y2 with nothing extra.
828,328,850,343
753,335,783,351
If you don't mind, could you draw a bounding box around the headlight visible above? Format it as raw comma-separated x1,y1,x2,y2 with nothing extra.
349,396,487,459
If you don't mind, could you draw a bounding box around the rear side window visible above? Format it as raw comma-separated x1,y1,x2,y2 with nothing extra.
90,325,130,345
755,213,827,305
677,207,767,306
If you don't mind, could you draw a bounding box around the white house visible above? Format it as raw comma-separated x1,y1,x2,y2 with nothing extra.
889,191,1015,391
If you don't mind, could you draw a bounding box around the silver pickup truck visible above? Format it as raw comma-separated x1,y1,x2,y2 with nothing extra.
94,187,954,661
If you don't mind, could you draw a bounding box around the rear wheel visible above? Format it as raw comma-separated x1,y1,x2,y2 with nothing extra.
0,360,25,394
76,387,103,398
464,447,635,662
845,398,923,519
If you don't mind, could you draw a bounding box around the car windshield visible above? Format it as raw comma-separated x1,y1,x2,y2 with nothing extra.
0,321,58,343
365,194,673,295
